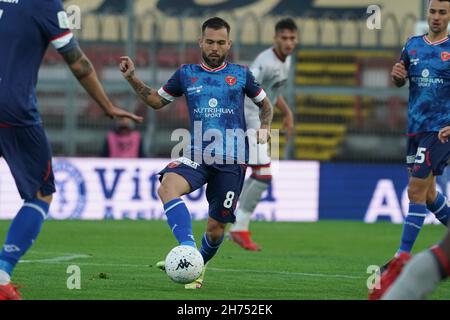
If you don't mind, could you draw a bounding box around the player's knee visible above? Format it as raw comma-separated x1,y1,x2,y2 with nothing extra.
206,219,226,242
157,183,176,202
36,191,53,204
426,187,438,204
407,183,427,203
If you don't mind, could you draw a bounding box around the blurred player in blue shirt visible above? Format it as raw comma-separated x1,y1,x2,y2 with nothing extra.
120,17,273,289
0,0,142,300
380,126,450,299
370,0,450,300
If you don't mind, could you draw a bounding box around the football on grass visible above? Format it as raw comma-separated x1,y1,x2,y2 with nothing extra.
165,245,204,284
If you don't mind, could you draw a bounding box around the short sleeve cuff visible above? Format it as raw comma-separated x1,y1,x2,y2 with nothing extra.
251,88,266,104
158,87,176,102
50,31,74,50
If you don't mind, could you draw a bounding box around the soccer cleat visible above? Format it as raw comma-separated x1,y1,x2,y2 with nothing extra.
379,257,395,274
0,283,22,300
368,252,411,300
228,231,261,251
184,263,207,290
156,260,166,271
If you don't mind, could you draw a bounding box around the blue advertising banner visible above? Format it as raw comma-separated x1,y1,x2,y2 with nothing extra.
319,163,449,224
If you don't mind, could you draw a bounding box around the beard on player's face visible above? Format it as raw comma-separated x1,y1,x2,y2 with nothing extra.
202,52,226,68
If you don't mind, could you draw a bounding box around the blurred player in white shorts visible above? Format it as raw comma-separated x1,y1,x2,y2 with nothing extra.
229,18,298,251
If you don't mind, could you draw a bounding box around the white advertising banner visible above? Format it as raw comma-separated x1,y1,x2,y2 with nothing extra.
0,158,319,222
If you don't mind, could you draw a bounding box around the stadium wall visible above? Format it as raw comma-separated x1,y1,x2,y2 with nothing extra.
0,158,447,224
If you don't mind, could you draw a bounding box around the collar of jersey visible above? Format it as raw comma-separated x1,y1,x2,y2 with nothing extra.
272,48,287,62
200,62,227,72
423,34,450,46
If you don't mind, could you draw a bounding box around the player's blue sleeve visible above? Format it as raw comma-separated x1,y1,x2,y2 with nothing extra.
399,40,411,70
157,68,184,102
244,67,266,104
33,0,78,53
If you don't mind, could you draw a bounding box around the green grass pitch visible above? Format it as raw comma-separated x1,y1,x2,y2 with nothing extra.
1,220,449,300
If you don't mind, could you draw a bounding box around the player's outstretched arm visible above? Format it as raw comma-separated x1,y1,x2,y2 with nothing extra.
256,97,273,144
61,47,143,122
391,61,408,88
119,56,171,110
275,96,294,140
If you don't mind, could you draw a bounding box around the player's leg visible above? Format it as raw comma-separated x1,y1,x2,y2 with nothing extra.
424,135,450,226
375,135,450,299
369,172,435,300
398,133,450,254
229,166,269,250
0,126,55,300
158,160,207,248
379,229,450,300
184,216,226,289
381,248,446,300
380,133,450,272
184,164,246,289
200,216,227,265
426,180,449,226
426,163,450,227
202,164,246,262
229,115,269,250
397,173,434,254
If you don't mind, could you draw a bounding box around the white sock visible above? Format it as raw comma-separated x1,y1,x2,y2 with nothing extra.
230,177,269,232
230,208,252,232
0,270,11,285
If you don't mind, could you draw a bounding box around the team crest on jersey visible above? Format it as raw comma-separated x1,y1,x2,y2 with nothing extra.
190,77,199,84
441,52,450,61
225,76,236,86
167,161,181,168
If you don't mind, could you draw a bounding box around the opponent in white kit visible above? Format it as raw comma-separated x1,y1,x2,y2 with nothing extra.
229,18,298,251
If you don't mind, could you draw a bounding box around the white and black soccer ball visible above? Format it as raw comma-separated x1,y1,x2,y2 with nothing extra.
165,245,204,284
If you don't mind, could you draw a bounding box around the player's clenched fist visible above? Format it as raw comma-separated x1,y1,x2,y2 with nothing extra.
438,126,450,144
119,56,135,79
257,128,271,144
391,60,407,82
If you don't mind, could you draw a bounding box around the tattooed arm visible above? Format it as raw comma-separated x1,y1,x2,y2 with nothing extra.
61,47,142,122
119,56,171,110
255,97,273,144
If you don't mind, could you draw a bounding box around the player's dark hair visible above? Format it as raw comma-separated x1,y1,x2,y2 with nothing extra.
202,17,231,35
275,18,298,33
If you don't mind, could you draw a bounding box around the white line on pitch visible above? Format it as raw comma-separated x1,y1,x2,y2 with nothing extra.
17,258,363,279
19,254,92,264
208,267,364,279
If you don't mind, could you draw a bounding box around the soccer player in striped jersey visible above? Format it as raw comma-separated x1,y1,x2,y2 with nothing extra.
229,18,297,251
0,0,142,300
